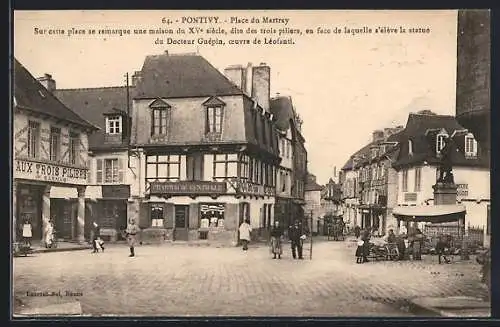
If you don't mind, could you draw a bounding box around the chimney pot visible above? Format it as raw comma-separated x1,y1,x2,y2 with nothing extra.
37,73,56,93
164,50,169,55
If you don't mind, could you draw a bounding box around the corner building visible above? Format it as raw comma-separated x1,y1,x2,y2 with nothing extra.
131,52,280,246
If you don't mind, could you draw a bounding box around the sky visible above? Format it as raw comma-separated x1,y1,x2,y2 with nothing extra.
14,10,459,185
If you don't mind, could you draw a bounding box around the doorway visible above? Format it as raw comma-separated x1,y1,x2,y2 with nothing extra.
174,205,189,241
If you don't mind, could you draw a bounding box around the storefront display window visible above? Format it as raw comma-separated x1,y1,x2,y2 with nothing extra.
151,204,164,227
200,203,225,228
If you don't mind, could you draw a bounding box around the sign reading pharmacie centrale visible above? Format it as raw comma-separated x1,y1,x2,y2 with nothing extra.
14,158,88,185
149,181,227,195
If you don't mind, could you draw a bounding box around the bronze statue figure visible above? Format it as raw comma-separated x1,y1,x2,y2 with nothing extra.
437,137,454,184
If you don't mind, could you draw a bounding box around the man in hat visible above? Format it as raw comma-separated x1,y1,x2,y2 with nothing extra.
125,218,140,257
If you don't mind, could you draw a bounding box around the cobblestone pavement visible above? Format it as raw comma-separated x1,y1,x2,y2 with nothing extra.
13,239,488,317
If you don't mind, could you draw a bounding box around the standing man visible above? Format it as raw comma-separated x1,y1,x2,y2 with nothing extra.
126,218,140,257
288,220,305,260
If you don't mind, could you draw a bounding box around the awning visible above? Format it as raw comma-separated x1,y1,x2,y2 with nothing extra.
392,204,466,223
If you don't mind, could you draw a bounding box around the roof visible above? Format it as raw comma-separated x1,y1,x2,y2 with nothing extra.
54,86,133,150
270,96,295,131
134,53,243,99
305,180,323,192
393,204,466,223
13,58,96,130
391,113,490,168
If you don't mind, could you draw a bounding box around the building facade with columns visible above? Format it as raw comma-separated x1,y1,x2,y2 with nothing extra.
130,53,280,246
54,85,135,242
13,58,97,244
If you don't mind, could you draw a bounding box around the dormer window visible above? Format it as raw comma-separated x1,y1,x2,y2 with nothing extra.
408,139,413,156
436,133,448,154
465,133,478,158
203,97,226,136
106,115,122,135
149,98,171,136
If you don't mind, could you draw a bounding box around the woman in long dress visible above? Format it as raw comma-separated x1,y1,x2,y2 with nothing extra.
269,220,284,259
22,218,32,247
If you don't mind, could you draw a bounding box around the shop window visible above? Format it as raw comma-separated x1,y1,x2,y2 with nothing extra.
27,120,40,158
212,154,238,182
151,204,164,227
200,203,225,229
49,127,61,162
146,155,182,182
68,131,80,165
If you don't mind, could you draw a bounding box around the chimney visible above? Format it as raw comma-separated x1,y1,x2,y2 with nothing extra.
131,71,142,87
372,129,384,142
252,63,271,111
245,62,253,96
37,73,56,93
223,65,245,91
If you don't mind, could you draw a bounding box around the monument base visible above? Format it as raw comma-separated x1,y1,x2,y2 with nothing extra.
432,182,458,205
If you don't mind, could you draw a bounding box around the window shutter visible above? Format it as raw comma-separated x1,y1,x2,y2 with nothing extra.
165,203,174,228
96,159,103,184
138,202,149,229
118,158,125,183
189,203,199,229
224,203,238,231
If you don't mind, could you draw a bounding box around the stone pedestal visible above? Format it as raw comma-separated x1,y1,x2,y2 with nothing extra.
432,182,458,205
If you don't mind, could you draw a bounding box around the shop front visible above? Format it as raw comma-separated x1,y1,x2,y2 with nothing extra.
13,158,88,245
139,180,275,246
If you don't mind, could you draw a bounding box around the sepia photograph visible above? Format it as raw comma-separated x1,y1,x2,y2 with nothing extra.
11,9,491,318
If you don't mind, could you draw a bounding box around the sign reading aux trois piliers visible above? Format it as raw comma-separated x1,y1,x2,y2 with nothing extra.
149,181,227,195
14,159,88,185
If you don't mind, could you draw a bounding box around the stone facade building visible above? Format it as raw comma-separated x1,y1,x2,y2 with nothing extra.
13,58,97,245
304,173,323,234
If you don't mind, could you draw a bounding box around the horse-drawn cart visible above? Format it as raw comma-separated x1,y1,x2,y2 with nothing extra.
326,215,345,241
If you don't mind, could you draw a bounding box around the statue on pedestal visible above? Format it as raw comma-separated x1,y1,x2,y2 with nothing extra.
437,137,454,184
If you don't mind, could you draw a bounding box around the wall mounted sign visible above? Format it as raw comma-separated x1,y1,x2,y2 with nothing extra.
456,184,469,197
14,158,88,185
238,181,276,196
102,185,131,199
404,192,417,202
149,181,227,195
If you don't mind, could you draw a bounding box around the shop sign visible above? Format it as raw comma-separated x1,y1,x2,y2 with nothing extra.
102,185,131,199
149,181,227,195
457,184,468,197
238,181,276,196
404,192,417,202
14,158,87,185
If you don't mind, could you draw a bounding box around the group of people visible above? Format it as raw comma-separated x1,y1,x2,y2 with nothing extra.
238,219,307,260
19,218,56,249
354,225,426,263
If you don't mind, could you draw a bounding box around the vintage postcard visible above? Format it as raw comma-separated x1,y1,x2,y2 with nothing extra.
11,9,491,318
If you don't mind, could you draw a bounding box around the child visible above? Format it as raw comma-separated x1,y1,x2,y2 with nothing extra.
355,240,364,263
94,237,105,252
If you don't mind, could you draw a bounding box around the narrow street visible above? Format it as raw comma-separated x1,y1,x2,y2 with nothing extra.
13,239,487,317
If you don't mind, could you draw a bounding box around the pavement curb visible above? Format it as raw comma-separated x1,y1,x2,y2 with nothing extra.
408,297,491,317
